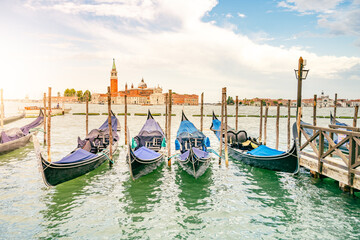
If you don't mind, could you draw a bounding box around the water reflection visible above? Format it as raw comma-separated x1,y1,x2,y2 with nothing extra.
39,163,110,239
175,163,213,237
0,144,33,165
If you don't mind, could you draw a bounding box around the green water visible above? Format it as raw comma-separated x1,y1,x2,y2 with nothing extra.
1,103,360,239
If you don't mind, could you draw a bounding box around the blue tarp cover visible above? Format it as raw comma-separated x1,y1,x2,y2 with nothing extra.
179,150,190,161
99,116,118,131
55,149,98,164
211,118,221,140
177,120,199,137
134,146,161,160
248,145,285,156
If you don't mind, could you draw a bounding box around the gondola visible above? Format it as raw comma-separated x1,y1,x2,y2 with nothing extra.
0,110,44,155
210,112,300,173
127,110,165,180
175,111,212,178
34,112,120,186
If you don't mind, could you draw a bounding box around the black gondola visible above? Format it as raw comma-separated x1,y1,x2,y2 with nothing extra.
0,110,44,155
127,110,165,180
34,112,120,186
210,112,300,173
329,113,349,154
175,111,212,178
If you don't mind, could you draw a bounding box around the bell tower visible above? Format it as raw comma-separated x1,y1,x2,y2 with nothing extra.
110,58,118,93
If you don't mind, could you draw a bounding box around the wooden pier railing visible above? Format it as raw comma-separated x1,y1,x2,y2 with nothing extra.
299,123,360,192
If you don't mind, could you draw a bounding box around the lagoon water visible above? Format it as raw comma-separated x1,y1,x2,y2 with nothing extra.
1,102,360,239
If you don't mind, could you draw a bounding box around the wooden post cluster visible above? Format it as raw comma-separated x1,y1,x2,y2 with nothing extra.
47,87,51,162
43,93,47,144
85,92,89,136
235,96,239,131
259,100,263,143
296,56,304,116
276,104,280,150
125,94,128,145
0,89,3,127
200,92,204,132
287,100,291,150
167,90,172,167
107,87,113,166
264,104,268,145
223,87,229,167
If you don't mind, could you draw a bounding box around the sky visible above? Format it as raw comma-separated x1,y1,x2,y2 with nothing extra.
0,0,360,102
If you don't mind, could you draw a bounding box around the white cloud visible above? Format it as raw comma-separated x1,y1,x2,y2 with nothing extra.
277,0,343,14
225,13,233,18
237,13,246,18
1,0,359,101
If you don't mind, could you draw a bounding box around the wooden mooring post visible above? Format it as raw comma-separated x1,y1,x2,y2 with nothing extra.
334,93,338,119
287,100,290,150
313,94,317,126
47,87,51,162
43,93,46,144
353,105,358,128
0,89,4,129
259,100,263,143
167,90,172,167
219,89,224,164
264,104,268,145
124,94,128,145
165,93,168,142
200,92,204,132
107,87,113,166
276,104,280,150
235,96,239,131
85,92,89,136
223,87,229,167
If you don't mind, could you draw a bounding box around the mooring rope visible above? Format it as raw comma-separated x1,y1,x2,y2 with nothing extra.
207,149,222,159
30,128,45,133
101,152,114,164
167,153,180,160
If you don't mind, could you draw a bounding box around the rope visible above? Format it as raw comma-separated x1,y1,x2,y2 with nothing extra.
30,128,45,133
168,153,180,160
101,152,114,164
207,149,223,159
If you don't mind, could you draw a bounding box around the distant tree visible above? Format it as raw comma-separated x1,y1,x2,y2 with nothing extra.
84,90,92,101
57,92,61,97
273,100,278,105
227,96,234,105
76,90,83,102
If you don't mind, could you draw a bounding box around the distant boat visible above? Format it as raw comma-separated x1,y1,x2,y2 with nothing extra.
127,110,165,180
0,110,44,155
34,112,120,186
24,106,71,117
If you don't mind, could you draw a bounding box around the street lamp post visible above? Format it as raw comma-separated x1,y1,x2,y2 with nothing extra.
294,56,309,117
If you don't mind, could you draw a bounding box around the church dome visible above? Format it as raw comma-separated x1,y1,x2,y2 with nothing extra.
138,78,147,89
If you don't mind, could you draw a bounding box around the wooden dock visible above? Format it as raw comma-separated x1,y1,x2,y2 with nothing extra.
299,123,360,193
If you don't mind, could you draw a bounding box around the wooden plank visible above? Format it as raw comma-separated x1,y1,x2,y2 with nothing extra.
224,88,229,166
328,124,360,132
259,100,263,143
322,135,350,159
354,105,359,127
318,130,324,174
200,92,204,132
323,133,349,166
167,90,172,167
264,104,268,145
235,96,238,132
287,99,290,150
300,124,360,137
47,87,51,162
300,128,319,155
107,86,113,165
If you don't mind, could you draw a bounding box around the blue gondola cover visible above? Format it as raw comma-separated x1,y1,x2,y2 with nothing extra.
134,146,161,160
247,145,285,157
55,149,98,164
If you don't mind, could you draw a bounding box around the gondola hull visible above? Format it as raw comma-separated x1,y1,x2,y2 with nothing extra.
227,143,299,173
177,148,211,178
127,147,164,179
0,134,33,155
34,136,118,186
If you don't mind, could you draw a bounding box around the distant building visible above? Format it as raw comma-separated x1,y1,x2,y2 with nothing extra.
91,59,198,105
